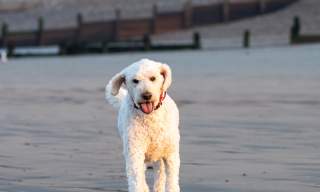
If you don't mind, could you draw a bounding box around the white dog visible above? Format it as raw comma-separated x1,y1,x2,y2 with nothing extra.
105,59,180,192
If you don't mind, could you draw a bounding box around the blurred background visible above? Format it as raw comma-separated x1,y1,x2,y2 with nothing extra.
0,1,320,192
0,0,319,54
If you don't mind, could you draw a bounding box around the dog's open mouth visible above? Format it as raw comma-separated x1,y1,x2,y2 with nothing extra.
139,102,154,114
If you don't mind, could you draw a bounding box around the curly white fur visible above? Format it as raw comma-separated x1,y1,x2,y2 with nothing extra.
105,59,180,192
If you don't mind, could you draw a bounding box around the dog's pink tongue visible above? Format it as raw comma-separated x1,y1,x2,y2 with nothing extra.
140,103,154,114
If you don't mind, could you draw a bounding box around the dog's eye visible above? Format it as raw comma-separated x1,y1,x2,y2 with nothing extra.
132,79,139,84
150,76,156,82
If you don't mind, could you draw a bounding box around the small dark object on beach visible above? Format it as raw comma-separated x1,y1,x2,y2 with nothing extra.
243,30,251,48
242,173,247,176
225,179,229,183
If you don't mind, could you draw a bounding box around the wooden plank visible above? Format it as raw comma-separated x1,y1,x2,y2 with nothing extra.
292,35,320,44
42,28,76,45
229,1,259,21
154,12,184,33
265,0,296,13
118,19,151,40
6,31,36,46
192,4,223,26
81,21,115,42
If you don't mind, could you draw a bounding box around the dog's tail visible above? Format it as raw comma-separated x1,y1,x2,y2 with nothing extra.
105,81,127,109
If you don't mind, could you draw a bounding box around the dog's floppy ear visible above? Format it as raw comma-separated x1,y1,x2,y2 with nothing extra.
160,64,172,91
110,72,125,96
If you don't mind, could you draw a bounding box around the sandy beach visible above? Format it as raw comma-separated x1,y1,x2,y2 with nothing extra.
0,44,320,191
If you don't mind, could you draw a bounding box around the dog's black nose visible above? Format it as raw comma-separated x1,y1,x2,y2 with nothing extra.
142,92,152,100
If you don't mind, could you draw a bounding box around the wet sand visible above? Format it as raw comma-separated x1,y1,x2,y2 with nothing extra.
0,44,320,191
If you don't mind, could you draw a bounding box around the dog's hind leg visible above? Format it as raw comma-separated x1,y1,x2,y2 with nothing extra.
153,158,166,192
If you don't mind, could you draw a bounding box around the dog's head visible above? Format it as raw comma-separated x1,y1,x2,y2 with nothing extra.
110,58,172,114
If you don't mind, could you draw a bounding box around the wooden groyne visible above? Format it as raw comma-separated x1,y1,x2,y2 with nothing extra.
0,0,297,56
290,16,320,45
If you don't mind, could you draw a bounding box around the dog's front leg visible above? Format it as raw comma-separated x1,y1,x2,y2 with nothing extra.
165,152,180,192
153,159,166,192
126,151,149,192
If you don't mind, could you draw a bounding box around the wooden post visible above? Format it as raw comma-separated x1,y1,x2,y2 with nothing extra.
290,16,301,44
37,16,44,45
143,34,151,51
7,44,14,57
59,44,66,55
1,23,8,47
77,13,83,26
193,32,201,49
183,0,193,28
223,0,230,22
259,0,267,14
243,29,250,48
151,5,158,34
101,41,108,52
76,13,83,44
114,9,121,41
